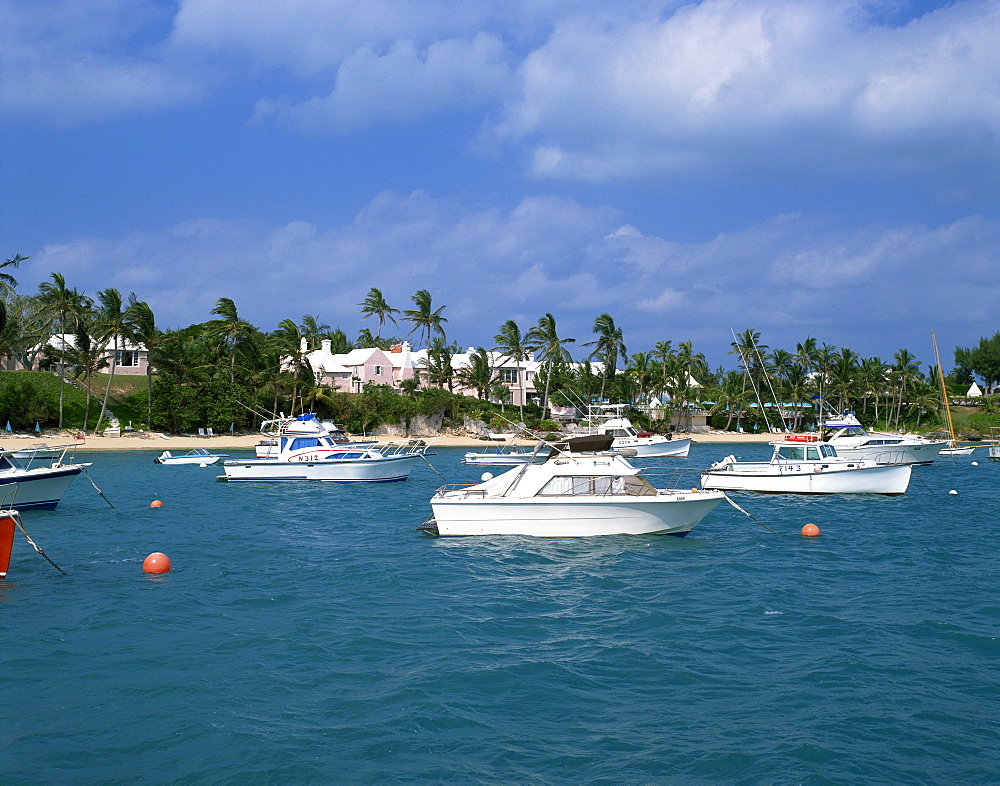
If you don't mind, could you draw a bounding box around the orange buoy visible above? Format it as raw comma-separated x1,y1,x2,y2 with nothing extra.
143,552,171,573
801,523,821,537
150,500,164,508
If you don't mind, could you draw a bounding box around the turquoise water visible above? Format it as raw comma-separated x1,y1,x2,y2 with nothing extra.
3,443,999,783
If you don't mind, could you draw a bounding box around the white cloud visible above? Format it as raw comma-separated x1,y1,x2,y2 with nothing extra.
491,0,1000,184
21,194,1000,366
0,0,203,122
254,34,512,133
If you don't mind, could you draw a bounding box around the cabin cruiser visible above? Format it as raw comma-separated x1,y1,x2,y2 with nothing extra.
423,435,724,537
700,435,912,495
0,446,89,510
222,414,431,483
255,417,349,458
818,409,948,465
582,405,690,458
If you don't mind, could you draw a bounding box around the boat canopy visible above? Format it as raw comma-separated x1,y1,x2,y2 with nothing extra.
546,434,615,459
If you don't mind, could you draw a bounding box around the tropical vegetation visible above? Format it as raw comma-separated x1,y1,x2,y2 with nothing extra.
1,256,998,437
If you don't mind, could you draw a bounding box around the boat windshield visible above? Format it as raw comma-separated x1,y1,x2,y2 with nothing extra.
776,445,829,461
536,475,657,496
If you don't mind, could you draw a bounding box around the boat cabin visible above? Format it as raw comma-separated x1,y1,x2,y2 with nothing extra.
774,442,838,461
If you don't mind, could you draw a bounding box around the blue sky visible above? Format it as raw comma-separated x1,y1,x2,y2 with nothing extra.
2,0,998,370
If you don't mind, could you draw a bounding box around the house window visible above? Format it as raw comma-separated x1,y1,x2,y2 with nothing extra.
374,365,384,375
117,351,139,367
499,368,519,384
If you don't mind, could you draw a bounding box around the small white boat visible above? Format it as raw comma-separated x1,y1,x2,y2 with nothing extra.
700,435,912,495
423,435,725,537
482,431,519,441
462,444,535,466
817,406,948,465
0,447,89,510
582,405,691,458
222,414,431,483
156,448,229,466
938,445,976,456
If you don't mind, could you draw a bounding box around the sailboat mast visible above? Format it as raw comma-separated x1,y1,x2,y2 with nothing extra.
931,330,958,447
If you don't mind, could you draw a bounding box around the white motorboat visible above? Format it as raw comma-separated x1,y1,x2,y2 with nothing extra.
462,444,535,466
582,405,691,458
700,435,912,495
222,414,431,483
255,417,349,458
156,448,229,466
0,447,89,510
422,434,725,537
816,408,948,465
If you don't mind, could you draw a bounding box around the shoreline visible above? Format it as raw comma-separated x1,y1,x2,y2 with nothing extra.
6,430,779,451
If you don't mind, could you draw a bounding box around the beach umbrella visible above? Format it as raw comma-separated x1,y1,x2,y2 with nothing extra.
34,422,41,432
4,422,10,432
230,422,235,432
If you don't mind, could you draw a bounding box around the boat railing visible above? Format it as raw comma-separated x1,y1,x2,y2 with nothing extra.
433,484,489,499
640,467,709,489
378,437,439,456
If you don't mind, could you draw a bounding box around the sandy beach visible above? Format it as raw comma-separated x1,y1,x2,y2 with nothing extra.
8,430,778,452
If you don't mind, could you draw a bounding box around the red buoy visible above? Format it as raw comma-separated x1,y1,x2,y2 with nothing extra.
143,552,171,573
150,500,164,508
801,523,821,537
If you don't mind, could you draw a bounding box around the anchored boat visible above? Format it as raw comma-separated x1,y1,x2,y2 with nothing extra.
221,414,432,483
700,435,912,495
0,446,89,510
423,435,724,537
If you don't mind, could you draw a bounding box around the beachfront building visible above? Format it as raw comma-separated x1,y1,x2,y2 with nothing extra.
299,340,543,405
17,334,151,376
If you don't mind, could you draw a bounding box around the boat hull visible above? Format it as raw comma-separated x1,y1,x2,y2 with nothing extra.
221,455,420,482
0,511,15,578
938,446,976,456
0,466,83,510
700,462,911,495
827,441,947,466
615,437,691,458
462,452,533,466
429,492,724,537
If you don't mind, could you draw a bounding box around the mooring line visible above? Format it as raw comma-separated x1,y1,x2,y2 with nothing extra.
13,514,67,575
80,466,115,508
722,492,778,534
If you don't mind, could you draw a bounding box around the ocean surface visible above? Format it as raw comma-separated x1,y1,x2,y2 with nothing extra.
2,442,999,783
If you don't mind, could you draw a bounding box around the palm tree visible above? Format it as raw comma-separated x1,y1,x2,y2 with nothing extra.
889,349,922,429
582,313,626,383
208,297,254,384
300,314,332,349
456,347,496,401
526,313,574,419
63,311,107,433
94,288,134,434
493,319,530,424
0,253,26,302
358,288,400,339
625,352,654,404
425,337,454,390
125,297,160,429
37,273,92,429
402,289,447,347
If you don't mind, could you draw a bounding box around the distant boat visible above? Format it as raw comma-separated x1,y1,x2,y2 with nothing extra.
156,448,229,466
582,405,691,458
932,331,977,457
222,414,432,483
700,435,912,495
255,417,349,458
814,399,948,465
